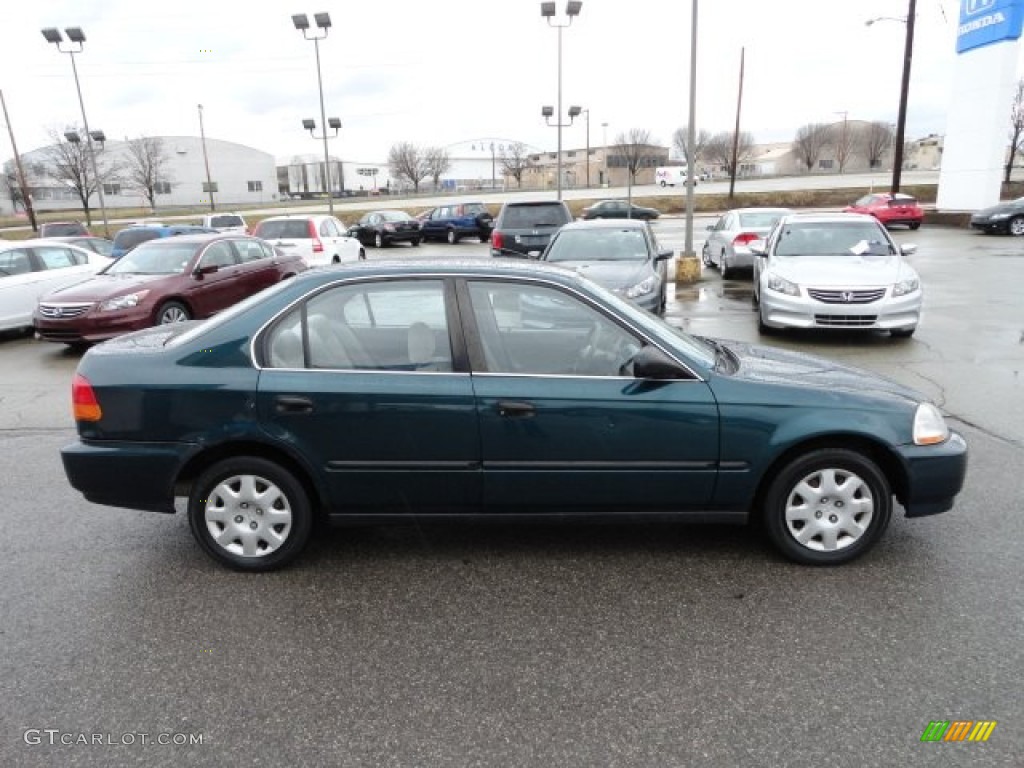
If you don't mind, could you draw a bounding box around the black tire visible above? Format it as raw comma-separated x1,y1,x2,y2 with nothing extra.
188,456,313,572
446,229,459,245
479,233,490,243
358,248,366,261
412,238,421,247
701,243,712,267
374,232,384,248
156,300,190,325
720,251,731,279
909,222,921,231
659,180,667,187
762,448,892,565
1009,215,1024,236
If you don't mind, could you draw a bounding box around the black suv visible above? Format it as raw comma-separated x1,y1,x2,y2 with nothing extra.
490,200,573,258
420,202,493,244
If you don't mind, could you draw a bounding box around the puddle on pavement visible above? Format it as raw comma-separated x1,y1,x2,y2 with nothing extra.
672,281,753,304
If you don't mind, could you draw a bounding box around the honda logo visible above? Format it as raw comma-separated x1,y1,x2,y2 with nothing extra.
841,291,854,303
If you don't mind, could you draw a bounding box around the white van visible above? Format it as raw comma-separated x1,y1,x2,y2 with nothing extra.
655,166,691,187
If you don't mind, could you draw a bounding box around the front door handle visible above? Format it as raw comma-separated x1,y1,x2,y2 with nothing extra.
496,401,535,418
275,395,314,414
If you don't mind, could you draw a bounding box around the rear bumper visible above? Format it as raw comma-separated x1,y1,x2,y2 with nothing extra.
61,439,194,513
897,431,968,517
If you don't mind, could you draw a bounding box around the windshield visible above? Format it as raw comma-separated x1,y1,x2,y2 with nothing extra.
774,221,895,257
379,211,411,222
546,229,650,263
211,215,243,227
107,241,197,275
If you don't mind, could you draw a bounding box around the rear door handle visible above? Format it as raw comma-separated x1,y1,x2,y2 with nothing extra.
275,395,314,414
496,401,535,418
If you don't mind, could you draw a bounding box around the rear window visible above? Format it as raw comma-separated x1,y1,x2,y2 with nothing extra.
114,229,162,251
210,215,244,227
890,196,918,206
255,220,312,239
738,212,786,228
41,223,88,236
501,204,570,228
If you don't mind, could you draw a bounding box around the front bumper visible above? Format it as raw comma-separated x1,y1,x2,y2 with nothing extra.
35,306,153,344
760,287,921,331
897,431,968,517
61,438,194,513
969,217,1007,233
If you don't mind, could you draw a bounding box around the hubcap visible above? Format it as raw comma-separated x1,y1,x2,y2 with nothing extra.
1010,218,1024,236
784,468,874,552
160,306,187,324
204,474,292,558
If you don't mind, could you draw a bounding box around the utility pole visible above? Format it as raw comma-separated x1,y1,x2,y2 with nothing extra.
197,104,215,212
0,89,38,233
683,0,698,258
891,0,917,194
729,46,745,199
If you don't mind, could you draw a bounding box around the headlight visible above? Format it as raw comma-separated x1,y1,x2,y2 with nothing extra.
892,278,920,297
625,276,656,299
913,403,949,445
99,291,149,312
765,273,799,296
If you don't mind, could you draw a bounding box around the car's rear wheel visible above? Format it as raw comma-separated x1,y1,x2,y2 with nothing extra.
720,251,731,279
412,238,421,247
701,243,712,267
1009,215,1024,236
909,222,921,230
762,449,892,565
188,457,312,572
358,248,366,261
374,232,384,248
447,229,459,244
156,301,190,325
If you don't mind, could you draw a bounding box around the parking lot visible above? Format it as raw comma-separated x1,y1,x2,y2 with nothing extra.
1,222,1022,766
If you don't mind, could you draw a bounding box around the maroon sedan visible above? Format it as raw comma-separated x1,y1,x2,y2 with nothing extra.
34,234,307,346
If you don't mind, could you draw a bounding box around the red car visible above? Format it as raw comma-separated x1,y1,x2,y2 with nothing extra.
34,233,307,346
844,193,923,230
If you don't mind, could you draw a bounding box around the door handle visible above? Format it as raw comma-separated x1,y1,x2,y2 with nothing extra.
275,395,314,414
496,401,535,418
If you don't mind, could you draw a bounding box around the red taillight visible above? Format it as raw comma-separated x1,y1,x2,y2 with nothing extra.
733,232,759,246
308,220,323,253
492,231,504,250
72,374,102,422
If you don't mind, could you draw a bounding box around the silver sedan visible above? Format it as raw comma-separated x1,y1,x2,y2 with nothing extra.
703,207,792,278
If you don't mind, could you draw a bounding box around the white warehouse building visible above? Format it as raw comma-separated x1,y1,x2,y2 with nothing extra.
2,135,278,216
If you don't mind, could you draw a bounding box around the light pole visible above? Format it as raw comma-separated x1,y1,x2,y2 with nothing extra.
41,26,110,237
601,121,609,186
293,12,336,215
197,104,215,212
302,117,341,199
540,1,582,200
866,0,916,194
582,108,590,188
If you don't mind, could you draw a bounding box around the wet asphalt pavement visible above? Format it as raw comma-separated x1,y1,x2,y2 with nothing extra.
0,222,1021,767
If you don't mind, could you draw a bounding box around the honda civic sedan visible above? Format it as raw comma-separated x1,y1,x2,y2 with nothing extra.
60,260,966,571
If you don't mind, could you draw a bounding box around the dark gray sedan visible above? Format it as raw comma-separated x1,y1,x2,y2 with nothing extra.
540,219,671,315
969,196,1024,235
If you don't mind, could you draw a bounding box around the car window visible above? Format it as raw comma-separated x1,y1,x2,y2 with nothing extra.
199,242,237,269
265,279,452,372
210,215,244,228
468,280,641,377
738,211,786,228
84,238,114,257
255,220,310,239
319,219,338,238
114,229,161,251
35,246,78,270
0,249,34,276
232,240,267,263
501,205,569,228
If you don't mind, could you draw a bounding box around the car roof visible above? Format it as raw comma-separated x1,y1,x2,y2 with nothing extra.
728,207,793,214
779,212,881,225
2,238,94,252
292,257,579,285
259,214,328,222
131,232,242,246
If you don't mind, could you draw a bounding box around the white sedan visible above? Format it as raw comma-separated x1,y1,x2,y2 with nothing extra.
752,212,921,338
0,240,112,332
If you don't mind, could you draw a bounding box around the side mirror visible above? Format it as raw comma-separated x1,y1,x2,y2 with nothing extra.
705,223,714,231
630,346,687,380
749,240,767,256
900,243,918,256
655,249,673,262
194,264,219,277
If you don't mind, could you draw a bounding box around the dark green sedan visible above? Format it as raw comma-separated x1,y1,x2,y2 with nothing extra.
61,260,967,571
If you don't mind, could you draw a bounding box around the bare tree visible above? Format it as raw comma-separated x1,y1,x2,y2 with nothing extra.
387,142,430,193
3,160,24,212
829,119,857,173
500,142,535,188
122,135,173,211
863,121,895,169
1007,78,1024,183
611,128,654,211
39,124,118,225
422,146,451,191
793,123,831,173
704,130,755,174
671,125,711,167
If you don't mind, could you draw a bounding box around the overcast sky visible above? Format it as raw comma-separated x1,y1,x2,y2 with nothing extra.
1,0,1014,165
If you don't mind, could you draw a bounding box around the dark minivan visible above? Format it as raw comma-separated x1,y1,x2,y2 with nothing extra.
490,200,573,258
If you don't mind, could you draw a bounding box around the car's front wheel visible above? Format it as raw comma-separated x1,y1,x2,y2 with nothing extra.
374,232,384,248
446,229,459,244
188,457,313,572
1009,215,1024,236
156,301,190,325
762,449,892,565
